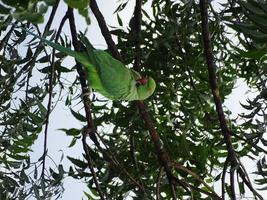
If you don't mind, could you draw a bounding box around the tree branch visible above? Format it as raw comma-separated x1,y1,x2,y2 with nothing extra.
90,0,121,61
199,0,236,164
156,167,163,200
173,162,219,198
199,1,264,200
89,0,177,198
67,8,105,200
40,0,60,178
199,1,238,198
130,0,142,70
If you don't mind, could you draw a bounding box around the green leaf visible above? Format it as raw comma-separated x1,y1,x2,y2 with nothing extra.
67,156,88,169
68,137,77,147
20,170,30,183
0,3,11,14
237,46,267,59
70,108,86,122
64,0,89,9
239,181,245,195
83,191,95,200
59,128,81,136
117,14,123,26
228,22,267,42
57,65,72,73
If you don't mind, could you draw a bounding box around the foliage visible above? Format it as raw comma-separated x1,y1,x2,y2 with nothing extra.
0,0,267,199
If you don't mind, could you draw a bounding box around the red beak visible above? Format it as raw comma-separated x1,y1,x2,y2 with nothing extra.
137,77,148,85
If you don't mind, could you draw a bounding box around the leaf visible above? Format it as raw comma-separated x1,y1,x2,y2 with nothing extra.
228,22,267,42
33,184,40,198
83,191,95,200
34,165,38,179
64,0,89,9
59,128,81,136
56,65,72,73
238,46,267,59
113,1,129,13
117,14,123,26
240,0,266,17
67,156,88,169
68,137,77,147
238,181,245,195
20,169,30,183
70,108,86,122
0,3,11,14
245,13,267,33
37,102,47,118
38,55,51,63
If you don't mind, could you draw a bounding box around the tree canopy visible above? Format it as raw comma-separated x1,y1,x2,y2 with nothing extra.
0,0,267,199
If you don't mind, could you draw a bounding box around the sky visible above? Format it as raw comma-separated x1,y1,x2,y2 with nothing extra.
26,1,267,200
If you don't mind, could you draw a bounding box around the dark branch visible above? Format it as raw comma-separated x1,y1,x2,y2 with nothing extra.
230,163,236,200
221,156,229,199
156,167,163,200
67,7,99,146
199,0,236,164
90,0,121,60
40,0,60,178
199,1,264,200
67,8,105,200
89,0,177,198
131,0,142,71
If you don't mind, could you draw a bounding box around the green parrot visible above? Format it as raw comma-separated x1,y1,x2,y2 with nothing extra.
22,28,156,101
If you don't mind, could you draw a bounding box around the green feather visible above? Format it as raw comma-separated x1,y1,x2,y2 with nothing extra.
22,28,156,101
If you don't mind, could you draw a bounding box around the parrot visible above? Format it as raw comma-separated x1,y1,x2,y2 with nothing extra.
22,27,156,101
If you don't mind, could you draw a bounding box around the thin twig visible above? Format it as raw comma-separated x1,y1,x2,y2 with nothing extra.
230,163,236,200
94,131,145,192
131,0,142,70
128,131,145,191
199,0,237,164
156,167,163,200
40,0,60,178
0,22,17,51
199,1,239,199
67,7,100,146
221,155,229,199
82,134,105,199
90,0,121,60
173,162,219,197
237,166,263,200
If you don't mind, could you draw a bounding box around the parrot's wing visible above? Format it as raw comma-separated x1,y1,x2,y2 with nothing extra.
91,50,139,100
79,34,139,100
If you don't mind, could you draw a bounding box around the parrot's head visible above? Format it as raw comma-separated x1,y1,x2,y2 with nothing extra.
136,76,156,100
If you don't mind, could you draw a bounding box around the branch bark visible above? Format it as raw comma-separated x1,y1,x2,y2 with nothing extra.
67,8,105,200
89,0,177,198
199,1,264,200
90,0,121,61
40,0,60,178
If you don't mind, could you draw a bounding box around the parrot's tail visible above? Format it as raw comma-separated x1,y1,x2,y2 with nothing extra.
21,27,88,64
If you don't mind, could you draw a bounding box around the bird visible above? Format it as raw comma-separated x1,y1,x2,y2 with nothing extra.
22,28,156,101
